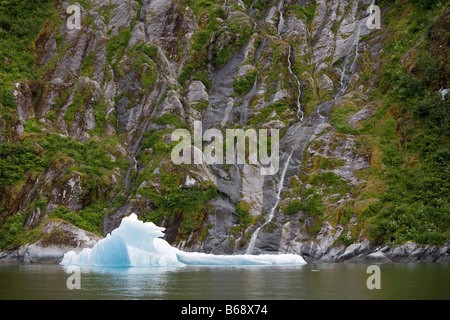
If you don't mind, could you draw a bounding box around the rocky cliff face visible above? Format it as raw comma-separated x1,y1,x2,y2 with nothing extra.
0,0,449,263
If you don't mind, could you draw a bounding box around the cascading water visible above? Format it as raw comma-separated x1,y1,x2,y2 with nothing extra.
245,146,296,254
277,0,304,122
336,23,362,99
318,17,364,122
245,0,305,254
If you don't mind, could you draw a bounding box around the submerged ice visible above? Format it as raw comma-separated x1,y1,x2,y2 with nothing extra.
61,214,306,267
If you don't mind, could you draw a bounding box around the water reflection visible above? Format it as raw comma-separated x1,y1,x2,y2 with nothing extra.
1,263,449,300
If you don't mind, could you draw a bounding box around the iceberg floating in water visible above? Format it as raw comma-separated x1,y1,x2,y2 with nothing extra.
61,213,306,267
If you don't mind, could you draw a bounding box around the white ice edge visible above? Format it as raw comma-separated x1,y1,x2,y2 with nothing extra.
61,214,306,267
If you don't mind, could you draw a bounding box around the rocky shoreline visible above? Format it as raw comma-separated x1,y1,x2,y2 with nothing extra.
0,219,100,265
2,237,449,265
303,240,450,264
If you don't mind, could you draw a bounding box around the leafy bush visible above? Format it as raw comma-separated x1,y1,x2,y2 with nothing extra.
284,199,302,215
49,206,103,235
299,190,324,217
330,105,361,135
38,134,116,175
192,71,212,90
142,45,158,60
233,70,258,95
0,0,57,81
0,142,46,189
192,30,212,52
310,172,342,187
236,201,253,227
0,213,26,249
0,89,17,109
141,64,158,88
178,63,197,86
106,28,131,65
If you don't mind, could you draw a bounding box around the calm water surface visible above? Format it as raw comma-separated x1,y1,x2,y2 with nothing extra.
0,263,449,300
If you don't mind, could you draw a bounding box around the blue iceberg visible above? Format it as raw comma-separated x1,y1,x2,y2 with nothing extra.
61,213,306,267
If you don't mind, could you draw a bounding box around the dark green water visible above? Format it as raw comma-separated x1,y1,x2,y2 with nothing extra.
0,263,448,300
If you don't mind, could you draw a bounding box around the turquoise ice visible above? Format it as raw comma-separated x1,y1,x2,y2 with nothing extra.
61,214,306,267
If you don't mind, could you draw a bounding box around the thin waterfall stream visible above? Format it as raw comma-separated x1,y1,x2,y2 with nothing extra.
246,0,305,254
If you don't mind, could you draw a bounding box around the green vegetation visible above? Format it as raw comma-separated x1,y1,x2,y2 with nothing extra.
357,0,450,245
81,51,96,77
178,63,198,86
0,142,47,189
284,2,317,25
0,213,26,249
233,70,258,95
299,188,325,217
139,175,218,238
330,104,361,135
0,130,124,192
0,0,449,251
236,201,253,227
0,0,59,110
213,15,253,67
106,28,131,66
284,199,302,215
247,101,289,127
38,134,117,176
49,206,103,235
192,72,212,90
141,65,158,88
192,30,212,52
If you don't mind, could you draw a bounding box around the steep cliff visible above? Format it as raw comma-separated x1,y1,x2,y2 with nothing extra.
0,0,449,262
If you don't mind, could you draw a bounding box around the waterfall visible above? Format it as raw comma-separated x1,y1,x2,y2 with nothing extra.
277,0,304,122
246,1,307,254
336,23,362,99
245,144,296,254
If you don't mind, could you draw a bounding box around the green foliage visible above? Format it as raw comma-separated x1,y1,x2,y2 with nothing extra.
213,15,253,67
251,0,270,11
194,101,209,112
192,30,212,52
140,181,218,237
81,51,96,77
233,70,258,95
246,101,288,127
330,105,361,135
0,142,46,189
334,233,356,246
142,45,158,60
359,0,450,245
141,64,158,88
0,0,58,109
284,2,317,25
38,134,116,176
247,107,272,127
299,189,324,217
23,118,43,134
106,28,131,66
411,92,449,137
310,172,342,187
0,90,17,109
155,113,184,127
284,199,302,215
192,71,212,90
90,99,107,135
178,63,197,86
0,213,26,249
49,206,103,235
236,201,253,227
417,51,440,85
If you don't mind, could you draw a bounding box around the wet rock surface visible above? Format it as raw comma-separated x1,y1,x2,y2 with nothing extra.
0,0,448,264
